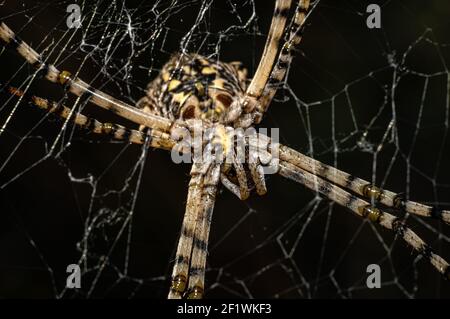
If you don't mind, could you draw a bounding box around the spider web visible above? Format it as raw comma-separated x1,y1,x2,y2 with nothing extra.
0,0,449,298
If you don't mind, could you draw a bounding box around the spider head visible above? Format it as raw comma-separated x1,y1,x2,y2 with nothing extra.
140,53,248,124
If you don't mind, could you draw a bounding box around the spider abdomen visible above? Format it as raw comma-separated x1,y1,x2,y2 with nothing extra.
137,53,248,123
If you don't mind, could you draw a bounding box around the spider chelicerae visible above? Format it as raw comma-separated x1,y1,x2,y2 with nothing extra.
0,0,449,299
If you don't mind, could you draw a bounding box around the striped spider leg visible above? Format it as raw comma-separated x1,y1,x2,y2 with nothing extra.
168,158,218,299
226,0,312,128
279,146,450,225
278,160,450,280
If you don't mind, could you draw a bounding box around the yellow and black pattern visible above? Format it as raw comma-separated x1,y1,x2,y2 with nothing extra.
138,53,248,123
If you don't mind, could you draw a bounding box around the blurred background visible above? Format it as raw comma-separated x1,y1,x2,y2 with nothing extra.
0,0,449,298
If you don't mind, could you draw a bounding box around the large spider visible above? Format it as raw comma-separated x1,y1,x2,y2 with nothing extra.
0,0,449,299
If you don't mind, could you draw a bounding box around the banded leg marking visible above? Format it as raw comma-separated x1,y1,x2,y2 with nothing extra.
0,22,174,133
5,85,176,151
278,161,450,280
279,145,450,224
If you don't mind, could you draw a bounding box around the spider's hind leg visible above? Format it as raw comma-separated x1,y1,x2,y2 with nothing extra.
168,143,222,299
168,162,205,299
185,163,221,299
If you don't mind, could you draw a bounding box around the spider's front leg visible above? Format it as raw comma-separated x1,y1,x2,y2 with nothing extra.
224,0,311,129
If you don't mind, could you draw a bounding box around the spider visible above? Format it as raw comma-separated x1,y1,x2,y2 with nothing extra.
0,0,449,299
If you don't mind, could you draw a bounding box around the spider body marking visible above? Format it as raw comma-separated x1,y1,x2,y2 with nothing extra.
137,53,248,124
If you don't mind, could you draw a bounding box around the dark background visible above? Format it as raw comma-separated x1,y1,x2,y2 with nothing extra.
0,0,449,298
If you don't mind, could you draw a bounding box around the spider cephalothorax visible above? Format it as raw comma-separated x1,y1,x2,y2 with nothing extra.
137,53,248,123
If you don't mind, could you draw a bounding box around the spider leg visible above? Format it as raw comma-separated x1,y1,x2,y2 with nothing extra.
258,0,311,114
278,160,450,280
225,0,293,125
4,85,178,151
168,161,208,299
226,0,312,128
246,0,293,99
279,144,450,225
169,137,223,300
0,22,177,133
223,152,251,200
248,153,268,196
